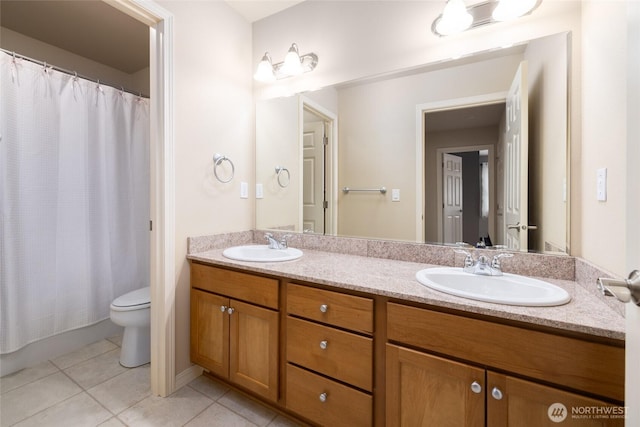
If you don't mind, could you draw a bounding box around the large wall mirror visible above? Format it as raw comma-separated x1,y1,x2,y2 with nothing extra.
256,32,569,254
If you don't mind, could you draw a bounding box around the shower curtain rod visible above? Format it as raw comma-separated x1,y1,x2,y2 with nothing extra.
1,48,149,98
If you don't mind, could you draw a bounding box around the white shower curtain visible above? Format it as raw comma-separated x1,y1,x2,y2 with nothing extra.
0,51,150,354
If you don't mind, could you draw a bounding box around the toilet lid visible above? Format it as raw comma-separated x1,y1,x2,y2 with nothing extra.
112,287,150,309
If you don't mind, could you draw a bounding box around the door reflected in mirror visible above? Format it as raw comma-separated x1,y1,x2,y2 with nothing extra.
255,32,569,254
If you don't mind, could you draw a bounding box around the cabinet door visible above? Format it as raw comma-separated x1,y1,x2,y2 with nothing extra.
386,344,485,427
487,372,625,427
229,299,279,402
190,289,229,377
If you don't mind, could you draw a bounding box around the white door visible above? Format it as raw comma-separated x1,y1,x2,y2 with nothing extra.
303,119,325,234
443,153,463,244
504,61,529,251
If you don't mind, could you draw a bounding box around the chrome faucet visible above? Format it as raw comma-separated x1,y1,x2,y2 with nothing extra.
264,233,290,250
454,250,513,276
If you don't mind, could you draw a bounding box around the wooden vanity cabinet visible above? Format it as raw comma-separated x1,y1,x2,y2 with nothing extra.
190,263,279,402
386,302,625,427
285,283,374,426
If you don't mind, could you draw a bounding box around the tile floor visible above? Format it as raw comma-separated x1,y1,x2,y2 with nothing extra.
0,336,303,427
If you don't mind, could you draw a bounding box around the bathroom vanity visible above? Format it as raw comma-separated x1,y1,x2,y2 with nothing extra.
188,238,625,427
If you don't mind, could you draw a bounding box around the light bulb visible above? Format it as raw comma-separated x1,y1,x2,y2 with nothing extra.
435,0,473,36
492,0,537,22
281,43,303,76
253,52,275,82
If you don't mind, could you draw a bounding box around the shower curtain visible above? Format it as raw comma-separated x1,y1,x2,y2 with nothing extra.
0,51,150,354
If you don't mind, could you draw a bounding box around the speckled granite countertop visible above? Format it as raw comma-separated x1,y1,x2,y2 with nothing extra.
187,247,625,342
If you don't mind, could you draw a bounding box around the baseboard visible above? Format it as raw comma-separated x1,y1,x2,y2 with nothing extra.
175,364,204,391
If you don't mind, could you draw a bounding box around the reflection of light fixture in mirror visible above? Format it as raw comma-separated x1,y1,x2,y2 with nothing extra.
434,0,473,36
432,0,542,37
281,43,303,75
254,52,276,82
254,43,318,82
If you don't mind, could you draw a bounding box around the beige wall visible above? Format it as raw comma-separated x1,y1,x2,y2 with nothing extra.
580,1,628,275
157,0,254,373
0,27,150,95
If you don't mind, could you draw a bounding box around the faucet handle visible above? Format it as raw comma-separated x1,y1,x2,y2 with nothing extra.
280,234,292,248
491,253,513,269
454,249,474,267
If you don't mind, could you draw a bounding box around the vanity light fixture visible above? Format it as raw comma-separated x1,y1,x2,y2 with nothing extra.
434,0,473,36
432,0,542,37
253,43,318,82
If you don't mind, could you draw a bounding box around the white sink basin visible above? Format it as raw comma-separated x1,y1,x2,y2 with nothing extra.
416,267,571,307
222,245,303,262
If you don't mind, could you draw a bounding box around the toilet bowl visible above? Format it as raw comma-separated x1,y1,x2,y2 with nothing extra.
110,287,150,368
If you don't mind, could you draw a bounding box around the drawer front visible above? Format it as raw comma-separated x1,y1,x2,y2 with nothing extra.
287,283,373,334
191,263,279,309
286,364,372,427
387,302,625,402
287,317,373,391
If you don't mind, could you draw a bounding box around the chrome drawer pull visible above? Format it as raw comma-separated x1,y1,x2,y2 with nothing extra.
319,392,327,402
227,307,235,315
319,340,328,350
319,304,328,313
470,381,482,394
220,305,228,312
491,387,503,400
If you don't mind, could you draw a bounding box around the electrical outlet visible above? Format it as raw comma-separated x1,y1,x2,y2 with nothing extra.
596,168,607,201
240,182,249,199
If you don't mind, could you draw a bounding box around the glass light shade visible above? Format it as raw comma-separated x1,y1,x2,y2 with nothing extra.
280,44,303,76
435,0,473,36
492,0,537,21
253,53,275,82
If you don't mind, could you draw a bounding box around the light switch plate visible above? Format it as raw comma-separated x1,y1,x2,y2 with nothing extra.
596,168,607,201
240,182,249,199
392,189,400,202
256,183,264,199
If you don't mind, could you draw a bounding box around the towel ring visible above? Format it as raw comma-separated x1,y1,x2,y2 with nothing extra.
213,154,235,183
275,166,290,188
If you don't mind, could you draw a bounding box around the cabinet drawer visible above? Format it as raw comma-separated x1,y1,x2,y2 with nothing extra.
286,364,372,427
387,302,625,402
191,263,279,309
287,317,373,391
287,283,373,334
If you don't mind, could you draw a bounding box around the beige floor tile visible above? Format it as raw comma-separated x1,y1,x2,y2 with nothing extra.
106,334,123,347
185,402,258,427
218,390,277,427
188,375,229,401
98,417,127,426
13,392,112,427
0,372,81,426
118,385,213,427
64,348,128,389
52,339,118,370
0,360,59,394
88,364,151,414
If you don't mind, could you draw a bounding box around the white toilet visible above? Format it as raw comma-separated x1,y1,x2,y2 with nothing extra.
110,287,151,368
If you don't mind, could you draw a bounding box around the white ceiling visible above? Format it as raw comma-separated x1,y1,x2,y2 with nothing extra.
225,0,306,23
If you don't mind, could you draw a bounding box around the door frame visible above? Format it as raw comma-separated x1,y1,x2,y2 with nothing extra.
300,96,338,236
106,0,175,397
416,92,507,243
436,145,495,244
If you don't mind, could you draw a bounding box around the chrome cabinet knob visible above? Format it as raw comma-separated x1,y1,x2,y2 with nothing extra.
220,305,228,312
319,304,328,313
319,392,327,402
470,381,482,394
491,387,503,400
319,340,328,350
227,307,235,315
